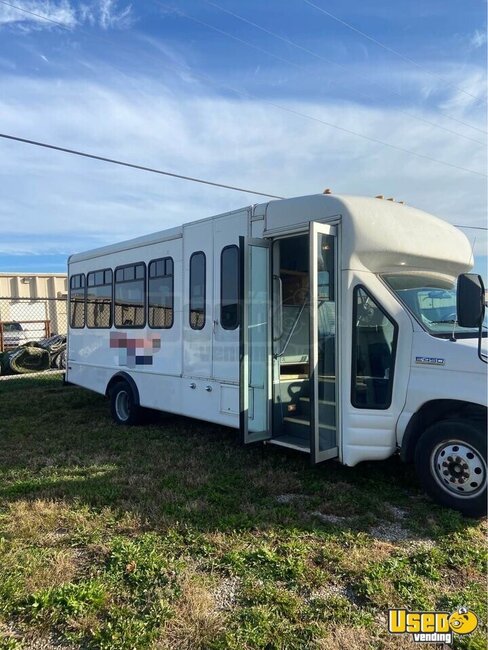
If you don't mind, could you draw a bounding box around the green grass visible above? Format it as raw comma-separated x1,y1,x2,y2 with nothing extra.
0,376,486,649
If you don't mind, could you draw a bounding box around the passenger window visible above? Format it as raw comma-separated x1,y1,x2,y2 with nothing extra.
220,245,239,330
70,274,85,328
86,269,112,328
114,263,146,328
148,257,174,329
352,286,398,409
189,252,206,330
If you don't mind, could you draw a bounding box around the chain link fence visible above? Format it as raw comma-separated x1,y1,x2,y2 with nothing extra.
0,297,68,379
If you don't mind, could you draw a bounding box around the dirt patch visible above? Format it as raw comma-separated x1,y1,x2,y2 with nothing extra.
213,576,241,610
276,493,310,504
369,504,413,543
369,521,410,542
311,511,351,525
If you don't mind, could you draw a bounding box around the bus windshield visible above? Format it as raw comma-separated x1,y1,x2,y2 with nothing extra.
383,273,487,338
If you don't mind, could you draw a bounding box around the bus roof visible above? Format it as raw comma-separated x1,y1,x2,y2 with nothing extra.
69,193,473,278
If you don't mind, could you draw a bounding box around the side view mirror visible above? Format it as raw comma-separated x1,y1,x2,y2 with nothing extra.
457,273,485,328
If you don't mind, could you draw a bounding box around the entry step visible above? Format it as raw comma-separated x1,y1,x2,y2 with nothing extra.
317,377,335,401
283,416,336,431
282,416,336,452
269,434,310,453
298,397,336,426
299,397,335,405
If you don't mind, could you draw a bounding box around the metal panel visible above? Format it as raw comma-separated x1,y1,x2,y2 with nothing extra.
183,221,213,378
239,237,272,444
212,210,249,381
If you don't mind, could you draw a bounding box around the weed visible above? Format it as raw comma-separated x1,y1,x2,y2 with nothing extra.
0,378,485,649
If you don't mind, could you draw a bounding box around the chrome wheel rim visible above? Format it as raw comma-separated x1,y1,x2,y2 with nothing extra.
431,439,486,498
115,390,130,421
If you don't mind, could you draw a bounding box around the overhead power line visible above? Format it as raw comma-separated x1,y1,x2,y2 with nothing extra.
455,224,488,231
301,0,485,104
0,133,285,199
168,2,484,146
2,0,487,178
0,0,73,27
1,135,486,230
203,0,487,137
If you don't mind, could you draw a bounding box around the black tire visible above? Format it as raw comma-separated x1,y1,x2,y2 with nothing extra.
109,380,141,426
415,419,487,517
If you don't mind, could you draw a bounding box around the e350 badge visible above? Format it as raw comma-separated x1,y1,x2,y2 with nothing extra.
416,356,445,366
388,607,478,643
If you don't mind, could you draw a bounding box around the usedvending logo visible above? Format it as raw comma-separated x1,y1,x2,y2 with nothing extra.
388,607,478,643
415,356,445,366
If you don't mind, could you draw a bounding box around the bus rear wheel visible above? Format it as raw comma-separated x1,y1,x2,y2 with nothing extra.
110,381,141,426
415,419,487,517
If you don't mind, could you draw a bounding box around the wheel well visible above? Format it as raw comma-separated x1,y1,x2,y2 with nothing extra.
401,400,487,463
105,372,140,405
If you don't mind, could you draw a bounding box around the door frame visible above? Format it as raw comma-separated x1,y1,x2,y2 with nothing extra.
239,236,273,444
309,222,340,464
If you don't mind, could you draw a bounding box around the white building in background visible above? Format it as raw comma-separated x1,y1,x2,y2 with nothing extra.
0,272,68,341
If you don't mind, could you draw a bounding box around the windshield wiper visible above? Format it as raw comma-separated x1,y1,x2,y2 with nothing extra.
430,320,456,324
431,320,488,330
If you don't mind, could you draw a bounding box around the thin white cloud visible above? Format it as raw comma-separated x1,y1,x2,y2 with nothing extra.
0,0,133,32
79,0,133,30
137,34,195,73
0,70,486,261
439,69,488,114
99,0,132,29
339,62,488,116
470,29,488,49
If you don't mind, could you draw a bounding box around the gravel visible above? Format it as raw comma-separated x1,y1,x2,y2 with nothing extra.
213,577,241,611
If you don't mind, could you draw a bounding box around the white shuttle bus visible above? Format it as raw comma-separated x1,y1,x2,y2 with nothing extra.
67,193,487,516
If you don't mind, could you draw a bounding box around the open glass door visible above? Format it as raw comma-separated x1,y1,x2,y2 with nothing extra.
309,222,339,463
239,237,272,443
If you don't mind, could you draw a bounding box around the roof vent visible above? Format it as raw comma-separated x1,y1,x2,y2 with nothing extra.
323,188,332,194
387,197,395,201
375,194,384,199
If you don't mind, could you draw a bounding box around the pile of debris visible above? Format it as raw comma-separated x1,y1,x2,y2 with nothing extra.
0,335,66,375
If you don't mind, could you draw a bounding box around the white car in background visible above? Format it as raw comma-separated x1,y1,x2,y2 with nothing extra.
2,322,28,349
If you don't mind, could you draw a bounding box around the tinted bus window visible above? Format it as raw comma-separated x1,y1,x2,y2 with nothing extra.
189,252,206,330
148,257,174,328
220,245,239,330
86,269,112,328
70,274,85,328
114,263,146,328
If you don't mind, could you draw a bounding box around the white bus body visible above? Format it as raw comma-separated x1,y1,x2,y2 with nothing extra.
67,194,487,516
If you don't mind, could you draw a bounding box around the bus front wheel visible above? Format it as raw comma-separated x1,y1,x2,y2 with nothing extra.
415,419,487,517
110,381,141,426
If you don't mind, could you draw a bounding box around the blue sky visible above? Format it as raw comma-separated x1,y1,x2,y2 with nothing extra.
0,0,486,276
